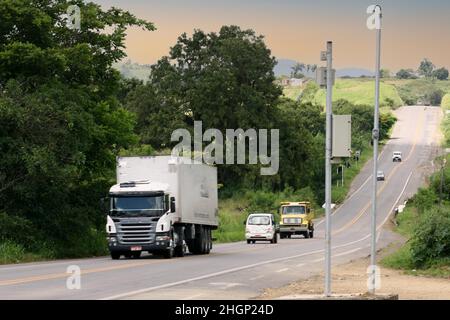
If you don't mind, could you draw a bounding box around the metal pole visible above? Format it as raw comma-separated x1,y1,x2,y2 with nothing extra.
370,6,382,295
324,41,333,297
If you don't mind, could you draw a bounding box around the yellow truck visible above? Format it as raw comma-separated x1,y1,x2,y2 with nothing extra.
279,202,314,239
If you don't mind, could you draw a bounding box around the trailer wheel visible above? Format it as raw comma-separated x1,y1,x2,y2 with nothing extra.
189,225,205,255
204,228,211,254
111,252,121,260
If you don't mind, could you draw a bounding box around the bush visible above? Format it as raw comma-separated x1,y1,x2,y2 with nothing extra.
0,240,25,264
424,88,444,106
412,187,439,214
410,207,450,267
0,212,38,250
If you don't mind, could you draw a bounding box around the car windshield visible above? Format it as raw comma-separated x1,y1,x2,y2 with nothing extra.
111,196,165,217
247,216,270,225
282,206,306,214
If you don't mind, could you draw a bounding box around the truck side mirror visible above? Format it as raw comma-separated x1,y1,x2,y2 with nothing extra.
99,197,109,215
170,197,176,213
243,220,247,225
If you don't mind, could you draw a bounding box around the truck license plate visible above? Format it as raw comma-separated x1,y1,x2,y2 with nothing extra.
131,246,142,251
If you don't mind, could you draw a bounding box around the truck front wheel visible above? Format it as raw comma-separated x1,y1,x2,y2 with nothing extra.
111,252,121,260
163,247,174,259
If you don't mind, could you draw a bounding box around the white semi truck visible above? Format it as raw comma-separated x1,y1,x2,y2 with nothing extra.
106,156,218,259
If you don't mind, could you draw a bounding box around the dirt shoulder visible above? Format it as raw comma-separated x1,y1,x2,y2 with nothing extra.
258,243,450,300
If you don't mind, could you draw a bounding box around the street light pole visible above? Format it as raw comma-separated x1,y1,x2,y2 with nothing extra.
369,5,382,295
324,41,333,297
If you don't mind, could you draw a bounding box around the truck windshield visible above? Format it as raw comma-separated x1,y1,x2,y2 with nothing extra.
111,196,165,217
282,206,306,214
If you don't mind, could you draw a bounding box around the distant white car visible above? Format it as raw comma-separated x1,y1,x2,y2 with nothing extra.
392,151,402,162
377,170,385,181
245,213,278,244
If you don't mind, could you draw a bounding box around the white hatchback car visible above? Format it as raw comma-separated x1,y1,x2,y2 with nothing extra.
245,213,278,244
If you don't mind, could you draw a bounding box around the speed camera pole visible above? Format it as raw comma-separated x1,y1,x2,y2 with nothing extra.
370,5,382,295
324,41,333,297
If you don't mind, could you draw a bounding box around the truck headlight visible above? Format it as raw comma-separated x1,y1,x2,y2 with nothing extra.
108,236,117,244
156,235,170,241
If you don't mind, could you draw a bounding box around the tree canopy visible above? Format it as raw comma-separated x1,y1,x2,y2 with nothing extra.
0,0,154,257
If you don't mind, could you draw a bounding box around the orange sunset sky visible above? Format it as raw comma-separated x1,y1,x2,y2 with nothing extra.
94,0,450,71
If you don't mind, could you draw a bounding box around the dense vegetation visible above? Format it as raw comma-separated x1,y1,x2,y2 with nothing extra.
0,0,155,261
0,2,397,262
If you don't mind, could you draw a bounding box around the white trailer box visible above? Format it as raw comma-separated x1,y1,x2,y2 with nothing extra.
116,156,218,227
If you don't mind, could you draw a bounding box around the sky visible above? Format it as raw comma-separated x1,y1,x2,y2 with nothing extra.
94,0,450,71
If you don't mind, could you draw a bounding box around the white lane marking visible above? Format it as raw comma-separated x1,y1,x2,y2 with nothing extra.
333,247,361,258
209,282,243,290
376,170,413,239
315,143,391,227
100,172,415,300
312,258,324,263
315,175,372,227
183,293,204,300
275,268,289,273
249,275,264,281
296,263,305,267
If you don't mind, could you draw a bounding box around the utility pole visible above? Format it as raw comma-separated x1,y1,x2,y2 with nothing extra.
368,4,382,295
324,41,333,297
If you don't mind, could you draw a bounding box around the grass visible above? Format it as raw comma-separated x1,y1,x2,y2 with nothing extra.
282,86,303,100
0,240,55,265
213,197,248,242
386,78,450,105
381,206,450,278
310,79,404,109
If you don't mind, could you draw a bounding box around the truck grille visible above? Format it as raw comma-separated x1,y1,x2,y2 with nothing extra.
283,218,302,225
117,222,155,244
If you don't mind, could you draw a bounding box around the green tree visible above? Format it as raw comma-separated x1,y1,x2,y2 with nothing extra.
291,62,305,78
0,0,154,257
418,58,435,78
432,67,449,80
396,69,416,79
380,69,391,78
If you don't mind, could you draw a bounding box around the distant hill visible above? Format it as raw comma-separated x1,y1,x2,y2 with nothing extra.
115,59,375,81
113,60,152,82
274,59,374,78
336,68,374,78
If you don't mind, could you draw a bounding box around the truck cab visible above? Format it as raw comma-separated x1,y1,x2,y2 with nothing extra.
279,202,314,239
107,180,179,259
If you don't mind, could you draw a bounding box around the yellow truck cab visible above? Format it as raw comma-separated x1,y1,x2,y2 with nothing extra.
279,202,314,239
